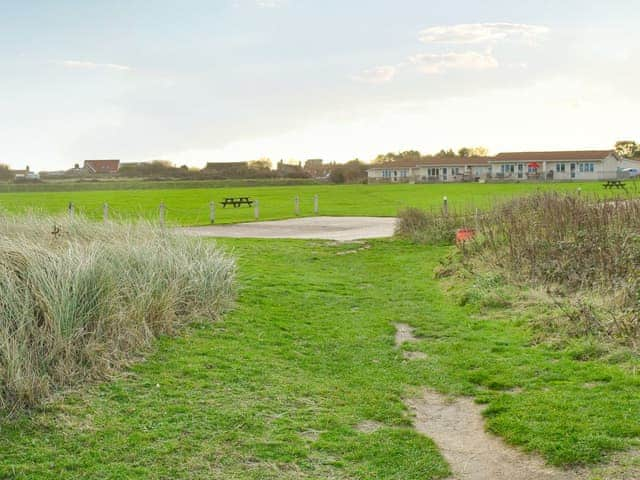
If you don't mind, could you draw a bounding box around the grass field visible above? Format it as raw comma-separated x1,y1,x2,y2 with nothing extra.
0,181,632,226
2,239,638,478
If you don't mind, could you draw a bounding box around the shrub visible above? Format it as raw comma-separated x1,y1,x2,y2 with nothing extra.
0,214,235,411
396,207,464,245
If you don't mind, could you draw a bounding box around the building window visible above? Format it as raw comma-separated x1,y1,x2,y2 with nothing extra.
579,163,594,173
556,163,566,173
427,168,440,177
500,164,515,174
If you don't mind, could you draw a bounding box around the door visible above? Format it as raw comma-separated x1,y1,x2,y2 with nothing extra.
442,167,448,181
570,163,576,179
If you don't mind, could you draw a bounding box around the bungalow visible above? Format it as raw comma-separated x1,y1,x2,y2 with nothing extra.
367,149,640,183
84,159,121,174
491,150,626,181
367,157,491,183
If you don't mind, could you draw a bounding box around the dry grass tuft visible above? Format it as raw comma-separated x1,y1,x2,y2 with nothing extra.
0,214,235,412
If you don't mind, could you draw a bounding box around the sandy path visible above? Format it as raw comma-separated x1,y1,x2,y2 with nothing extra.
394,323,583,480
179,216,396,241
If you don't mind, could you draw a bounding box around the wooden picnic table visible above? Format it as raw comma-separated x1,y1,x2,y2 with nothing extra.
221,196,254,208
603,180,626,189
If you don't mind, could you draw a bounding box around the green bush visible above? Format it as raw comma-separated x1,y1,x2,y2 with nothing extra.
395,207,463,245
0,214,235,411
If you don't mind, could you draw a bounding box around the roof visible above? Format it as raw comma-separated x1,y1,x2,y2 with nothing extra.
367,160,421,170
84,159,120,174
494,150,615,162
416,156,492,167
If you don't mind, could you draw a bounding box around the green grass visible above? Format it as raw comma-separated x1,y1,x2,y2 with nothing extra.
0,181,630,226
1,239,638,478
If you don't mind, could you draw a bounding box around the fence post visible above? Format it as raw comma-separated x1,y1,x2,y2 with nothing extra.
254,199,260,220
103,203,109,223
68,202,74,219
442,196,448,216
294,195,300,216
314,194,319,215
159,201,166,227
577,187,582,196
209,201,216,224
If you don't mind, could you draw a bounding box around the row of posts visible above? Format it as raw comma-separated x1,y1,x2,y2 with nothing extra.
67,194,320,226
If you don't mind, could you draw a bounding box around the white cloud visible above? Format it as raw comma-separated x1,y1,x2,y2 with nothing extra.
419,23,549,44
409,51,498,74
60,60,132,71
255,0,285,7
351,65,397,84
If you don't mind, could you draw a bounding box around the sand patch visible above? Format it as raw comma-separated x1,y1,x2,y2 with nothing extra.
406,390,584,480
355,420,384,434
394,323,418,346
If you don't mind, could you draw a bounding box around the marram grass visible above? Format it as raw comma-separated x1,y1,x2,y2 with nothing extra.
0,214,235,411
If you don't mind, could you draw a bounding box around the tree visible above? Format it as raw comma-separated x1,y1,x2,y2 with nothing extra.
329,159,368,184
248,158,273,171
459,146,489,157
436,149,456,157
0,163,11,180
615,141,639,158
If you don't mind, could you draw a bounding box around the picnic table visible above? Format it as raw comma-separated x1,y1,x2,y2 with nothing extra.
221,196,254,208
603,180,626,189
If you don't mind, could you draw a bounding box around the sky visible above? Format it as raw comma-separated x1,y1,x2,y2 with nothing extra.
0,0,639,171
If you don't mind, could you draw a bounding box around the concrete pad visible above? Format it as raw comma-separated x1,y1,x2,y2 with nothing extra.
179,216,396,241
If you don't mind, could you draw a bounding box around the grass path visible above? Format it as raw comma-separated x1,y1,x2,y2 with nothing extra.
1,239,638,478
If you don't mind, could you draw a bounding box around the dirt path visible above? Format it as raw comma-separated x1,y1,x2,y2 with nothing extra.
394,323,583,480
179,216,396,241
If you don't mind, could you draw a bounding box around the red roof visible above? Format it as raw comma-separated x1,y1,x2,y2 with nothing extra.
494,150,614,162
84,160,120,174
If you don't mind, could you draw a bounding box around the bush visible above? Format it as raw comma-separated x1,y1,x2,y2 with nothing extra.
0,214,235,411
396,207,463,245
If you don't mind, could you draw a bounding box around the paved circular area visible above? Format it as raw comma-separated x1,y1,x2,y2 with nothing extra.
180,216,397,241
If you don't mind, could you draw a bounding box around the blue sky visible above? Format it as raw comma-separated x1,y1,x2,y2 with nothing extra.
1,0,638,170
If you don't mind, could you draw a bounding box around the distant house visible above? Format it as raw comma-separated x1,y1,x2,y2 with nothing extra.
277,160,305,177
367,149,640,183
84,159,120,174
304,159,325,176
201,162,249,177
491,150,623,181
367,157,491,183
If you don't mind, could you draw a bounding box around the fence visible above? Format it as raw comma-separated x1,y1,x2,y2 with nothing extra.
58,195,322,226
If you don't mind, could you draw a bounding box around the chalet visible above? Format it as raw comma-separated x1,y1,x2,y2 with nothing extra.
367,149,640,183
84,159,120,174
367,157,491,183
491,151,623,181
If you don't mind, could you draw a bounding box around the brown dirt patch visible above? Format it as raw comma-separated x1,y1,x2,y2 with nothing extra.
406,390,585,480
394,323,418,346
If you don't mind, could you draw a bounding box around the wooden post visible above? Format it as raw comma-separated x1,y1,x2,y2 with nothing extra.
159,201,166,227
209,201,216,224
577,187,582,196
68,202,74,219
294,195,300,216
103,203,109,223
442,196,448,216
254,199,260,220
314,194,319,215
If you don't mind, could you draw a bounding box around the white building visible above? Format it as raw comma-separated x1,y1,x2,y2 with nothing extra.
367,157,491,183
366,150,640,183
491,150,626,181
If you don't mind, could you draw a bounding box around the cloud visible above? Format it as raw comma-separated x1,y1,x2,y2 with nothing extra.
419,23,549,44
409,51,498,74
351,65,397,84
255,0,285,7
60,60,132,71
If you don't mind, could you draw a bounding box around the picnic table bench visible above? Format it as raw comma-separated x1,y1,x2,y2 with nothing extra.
221,196,254,208
603,180,626,189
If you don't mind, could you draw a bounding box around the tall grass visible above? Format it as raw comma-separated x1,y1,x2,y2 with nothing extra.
398,193,640,343
0,214,235,411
